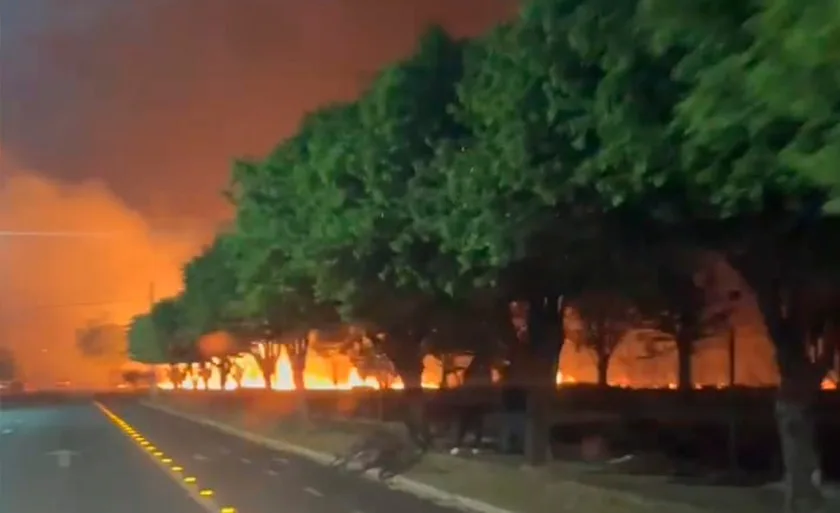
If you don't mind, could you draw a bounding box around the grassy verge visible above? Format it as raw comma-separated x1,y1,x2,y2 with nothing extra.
148,393,796,513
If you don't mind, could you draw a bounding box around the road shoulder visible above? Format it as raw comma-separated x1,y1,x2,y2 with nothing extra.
140,398,754,513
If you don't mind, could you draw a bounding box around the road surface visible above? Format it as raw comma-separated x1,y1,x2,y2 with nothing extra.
106,398,461,513
0,401,208,513
1,396,461,513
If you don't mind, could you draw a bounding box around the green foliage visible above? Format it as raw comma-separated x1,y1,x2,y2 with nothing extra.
75,318,127,363
226,27,473,350
404,0,683,299
180,235,244,342
135,0,840,382
127,297,194,364
637,0,838,216
127,314,168,364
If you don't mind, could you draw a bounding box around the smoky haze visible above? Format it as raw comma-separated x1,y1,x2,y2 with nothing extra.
0,0,517,385
0,154,202,387
1,0,520,223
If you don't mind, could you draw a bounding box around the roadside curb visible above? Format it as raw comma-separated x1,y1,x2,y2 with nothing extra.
140,400,519,513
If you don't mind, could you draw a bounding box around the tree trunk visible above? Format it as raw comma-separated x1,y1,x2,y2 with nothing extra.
728,326,737,386
759,305,824,511
524,386,552,464
776,373,824,513
399,366,427,444
198,362,211,390
439,354,454,389
258,358,276,390
676,334,693,391
330,360,339,387
523,294,565,466
377,391,385,421
596,352,609,387
253,342,280,390
725,252,826,512
168,365,181,389
383,332,428,444
289,339,309,423
215,358,232,390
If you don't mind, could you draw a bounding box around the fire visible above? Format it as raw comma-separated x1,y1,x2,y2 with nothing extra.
156,346,583,391
157,345,442,391
153,343,838,391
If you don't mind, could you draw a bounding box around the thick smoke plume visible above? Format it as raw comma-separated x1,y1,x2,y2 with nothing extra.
0,154,201,387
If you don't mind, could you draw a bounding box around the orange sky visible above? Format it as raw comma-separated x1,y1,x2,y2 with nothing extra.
0,2,792,388
2,0,520,224
0,1,518,385
0,154,201,385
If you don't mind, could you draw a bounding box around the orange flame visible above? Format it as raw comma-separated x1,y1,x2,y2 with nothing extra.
152,342,837,392
156,345,441,391
155,346,584,391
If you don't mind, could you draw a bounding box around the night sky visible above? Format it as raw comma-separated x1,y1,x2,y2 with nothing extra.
1,0,518,225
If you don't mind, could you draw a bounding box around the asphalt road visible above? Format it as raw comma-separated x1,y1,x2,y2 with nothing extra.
102,398,461,513
0,401,209,513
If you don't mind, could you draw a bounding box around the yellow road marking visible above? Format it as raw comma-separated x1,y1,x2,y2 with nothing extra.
94,402,238,513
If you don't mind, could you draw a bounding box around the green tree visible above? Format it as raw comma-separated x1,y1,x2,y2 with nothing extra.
75,317,127,365
132,296,197,389
127,314,167,364
224,171,344,419
569,291,639,387
629,251,740,391
636,2,840,509
228,27,472,439
181,235,248,388
401,0,677,464
334,27,473,440
640,0,840,211
149,297,192,359
127,313,178,387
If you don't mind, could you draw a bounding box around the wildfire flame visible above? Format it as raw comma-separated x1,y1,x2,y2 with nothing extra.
154,344,582,391
152,342,837,392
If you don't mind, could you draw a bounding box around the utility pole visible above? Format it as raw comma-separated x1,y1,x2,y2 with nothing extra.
147,279,160,396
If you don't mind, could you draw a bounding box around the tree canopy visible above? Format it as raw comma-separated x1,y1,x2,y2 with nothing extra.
132,3,839,505
75,318,127,364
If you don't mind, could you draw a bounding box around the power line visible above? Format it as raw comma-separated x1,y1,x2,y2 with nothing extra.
0,230,124,238
0,299,145,313
0,229,207,239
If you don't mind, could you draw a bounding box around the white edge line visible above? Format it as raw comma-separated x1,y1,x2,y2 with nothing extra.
140,401,519,513
94,402,222,513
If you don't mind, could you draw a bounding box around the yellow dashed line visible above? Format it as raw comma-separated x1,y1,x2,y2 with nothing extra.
94,402,239,513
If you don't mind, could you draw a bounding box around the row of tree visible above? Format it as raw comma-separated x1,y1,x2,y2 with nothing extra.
128,1,840,510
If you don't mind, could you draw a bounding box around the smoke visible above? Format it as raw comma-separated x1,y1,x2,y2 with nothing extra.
1,0,519,222
0,154,202,387
0,0,518,386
